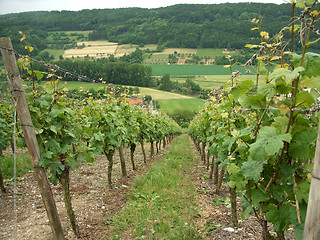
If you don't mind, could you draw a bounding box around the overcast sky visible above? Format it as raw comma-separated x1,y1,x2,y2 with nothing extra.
0,0,288,15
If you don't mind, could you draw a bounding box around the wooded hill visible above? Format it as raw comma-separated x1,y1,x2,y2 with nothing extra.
2,3,314,55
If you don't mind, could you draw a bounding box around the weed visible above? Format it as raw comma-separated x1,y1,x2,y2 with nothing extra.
204,221,222,234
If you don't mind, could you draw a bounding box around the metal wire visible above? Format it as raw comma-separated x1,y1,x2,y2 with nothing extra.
13,100,17,240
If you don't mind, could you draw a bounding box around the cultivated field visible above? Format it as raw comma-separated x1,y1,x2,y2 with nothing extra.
63,41,159,58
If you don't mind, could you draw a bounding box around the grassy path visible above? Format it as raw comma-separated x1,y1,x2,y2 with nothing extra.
109,134,202,240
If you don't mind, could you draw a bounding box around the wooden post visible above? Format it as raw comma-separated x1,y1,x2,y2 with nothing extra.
304,117,320,240
0,37,65,240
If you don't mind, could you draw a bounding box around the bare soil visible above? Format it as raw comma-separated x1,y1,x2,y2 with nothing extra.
0,138,295,239
0,142,168,240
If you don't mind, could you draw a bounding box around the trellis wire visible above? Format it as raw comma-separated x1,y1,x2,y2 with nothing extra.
0,45,101,84
13,96,17,240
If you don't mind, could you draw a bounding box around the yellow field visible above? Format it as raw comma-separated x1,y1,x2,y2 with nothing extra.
138,87,194,100
64,41,159,58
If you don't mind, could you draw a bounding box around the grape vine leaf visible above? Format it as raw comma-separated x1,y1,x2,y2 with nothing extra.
50,162,65,176
238,94,266,109
249,126,291,161
295,0,305,8
271,116,289,134
266,204,292,233
251,187,269,207
257,83,276,98
241,157,266,182
269,67,304,84
300,76,320,89
231,80,254,101
293,52,320,77
289,127,317,162
294,180,310,203
296,91,316,108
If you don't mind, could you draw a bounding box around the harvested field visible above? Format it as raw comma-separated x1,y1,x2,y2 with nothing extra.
64,42,159,59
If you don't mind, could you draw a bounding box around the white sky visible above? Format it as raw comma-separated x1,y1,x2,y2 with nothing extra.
0,0,288,15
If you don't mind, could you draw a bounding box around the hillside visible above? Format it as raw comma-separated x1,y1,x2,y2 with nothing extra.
1,3,309,56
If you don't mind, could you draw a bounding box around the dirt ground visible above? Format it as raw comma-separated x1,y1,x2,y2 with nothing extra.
0,138,295,239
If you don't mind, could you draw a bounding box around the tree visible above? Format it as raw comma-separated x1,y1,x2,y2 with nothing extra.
159,73,172,91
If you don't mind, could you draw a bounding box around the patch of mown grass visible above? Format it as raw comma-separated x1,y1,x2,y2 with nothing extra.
109,134,201,240
0,153,33,180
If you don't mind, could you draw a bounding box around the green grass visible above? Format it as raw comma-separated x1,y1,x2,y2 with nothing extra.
109,134,201,240
148,64,253,76
0,153,33,179
40,49,65,59
158,98,204,114
39,81,106,91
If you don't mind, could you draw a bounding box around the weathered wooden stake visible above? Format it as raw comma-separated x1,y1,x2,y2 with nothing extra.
0,37,65,240
303,117,320,240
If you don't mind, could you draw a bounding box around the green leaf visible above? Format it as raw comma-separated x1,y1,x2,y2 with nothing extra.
305,0,315,5
50,125,58,134
296,90,316,108
50,104,65,118
296,0,305,8
257,83,276,98
46,138,61,154
241,158,266,182
289,127,317,162
266,204,292,233
238,94,266,109
50,162,65,176
300,76,320,89
250,127,291,160
294,180,310,203
251,188,269,207
295,223,304,240
39,151,53,168
34,70,44,80
93,132,105,141
269,67,304,84
293,52,320,77
231,80,254,101
272,116,289,134
84,151,95,163
227,163,239,175
67,158,79,169
303,53,320,77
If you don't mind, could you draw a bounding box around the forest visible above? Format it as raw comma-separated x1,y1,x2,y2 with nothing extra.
2,2,318,56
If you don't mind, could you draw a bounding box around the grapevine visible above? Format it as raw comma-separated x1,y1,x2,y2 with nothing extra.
189,1,320,239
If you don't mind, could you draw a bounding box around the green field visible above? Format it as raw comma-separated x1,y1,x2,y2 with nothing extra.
149,64,253,76
196,48,224,58
57,81,105,91
40,49,65,59
158,98,204,114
